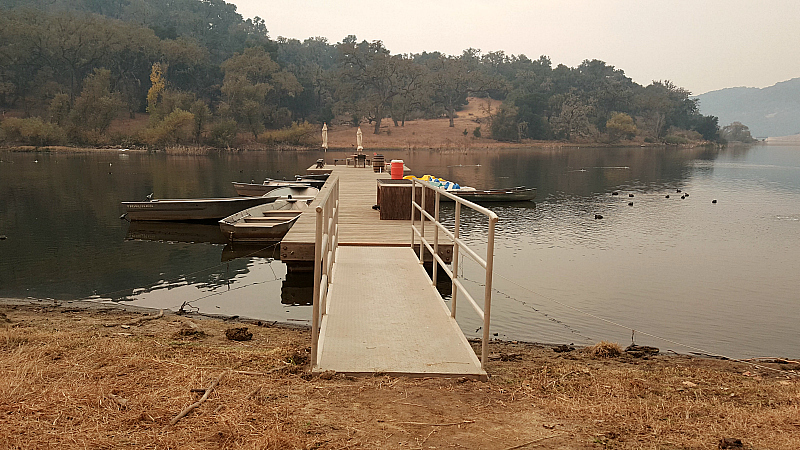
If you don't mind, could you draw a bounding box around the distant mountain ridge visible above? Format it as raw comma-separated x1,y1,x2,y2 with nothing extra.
695,78,800,138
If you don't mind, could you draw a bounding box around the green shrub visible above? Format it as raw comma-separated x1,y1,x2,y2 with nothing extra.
664,135,690,145
142,109,194,147
473,126,481,138
209,119,239,148
257,122,317,146
1,117,66,146
490,105,520,142
605,112,636,142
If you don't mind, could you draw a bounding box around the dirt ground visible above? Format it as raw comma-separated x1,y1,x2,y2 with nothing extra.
1,299,798,449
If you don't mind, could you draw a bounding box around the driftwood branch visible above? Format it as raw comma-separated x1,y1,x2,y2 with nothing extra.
396,420,474,427
503,432,564,450
745,357,800,365
168,371,227,427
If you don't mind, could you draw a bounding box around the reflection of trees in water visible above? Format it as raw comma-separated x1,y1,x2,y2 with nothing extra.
109,256,258,302
0,150,320,301
403,146,725,201
0,146,733,302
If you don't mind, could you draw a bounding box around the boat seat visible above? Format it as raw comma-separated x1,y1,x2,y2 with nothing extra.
243,217,296,223
261,211,301,215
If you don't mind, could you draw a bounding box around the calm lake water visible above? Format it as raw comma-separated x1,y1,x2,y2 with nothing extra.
1,145,798,359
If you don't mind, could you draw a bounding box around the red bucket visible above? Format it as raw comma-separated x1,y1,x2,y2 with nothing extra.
390,160,404,180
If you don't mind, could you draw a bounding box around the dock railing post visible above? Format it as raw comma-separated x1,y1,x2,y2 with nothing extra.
432,190,440,286
311,203,323,368
311,175,340,370
451,202,461,319
410,179,416,255
481,215,498,369
419,184,426,265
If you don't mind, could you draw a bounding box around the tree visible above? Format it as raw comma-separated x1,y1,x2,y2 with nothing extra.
220,47,280,139
721,122,755,143
634,81,696,139
512,92,550,139
692,115,720,142
549,92,593,140
390,56,428,127
276,36,337,122
190,100,210,143
69,68,122,134
490,104,520,141
426,55,501,127
147,63,166,117
606,112,636,142
336,38,402,134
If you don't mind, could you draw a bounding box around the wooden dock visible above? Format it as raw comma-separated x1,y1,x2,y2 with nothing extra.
290,165,486,379
280,165,452,265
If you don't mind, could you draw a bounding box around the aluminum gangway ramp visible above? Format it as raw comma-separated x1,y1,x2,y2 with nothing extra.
314,246,486,380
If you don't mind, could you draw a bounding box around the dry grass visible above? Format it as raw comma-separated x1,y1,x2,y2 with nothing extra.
1,302,798,449
588,341,623,358
325,97,523,151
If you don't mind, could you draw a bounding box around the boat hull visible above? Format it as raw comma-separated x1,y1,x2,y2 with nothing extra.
232,180,321,197
219,199,310,242
441,187,536,203
122,196,273,221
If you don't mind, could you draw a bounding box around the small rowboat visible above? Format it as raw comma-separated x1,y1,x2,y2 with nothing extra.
232,180,310,197
219,198,312,242
442,187,536,203
263,186,319,202
122,196,273,222
293,177,327,189
295,173,330,181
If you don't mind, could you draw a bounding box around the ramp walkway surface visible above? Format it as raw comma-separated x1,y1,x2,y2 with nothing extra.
315,246,486,379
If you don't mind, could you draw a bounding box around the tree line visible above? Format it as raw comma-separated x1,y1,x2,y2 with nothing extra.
0,0,724,148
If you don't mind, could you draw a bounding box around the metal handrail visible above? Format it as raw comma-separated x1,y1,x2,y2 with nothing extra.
311,175,339,367
410,179,499,369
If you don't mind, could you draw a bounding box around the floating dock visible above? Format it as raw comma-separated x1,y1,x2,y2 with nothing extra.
280,165,453,266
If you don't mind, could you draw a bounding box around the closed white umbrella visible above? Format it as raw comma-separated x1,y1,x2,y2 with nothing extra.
356,127,363,151
322,123,328,151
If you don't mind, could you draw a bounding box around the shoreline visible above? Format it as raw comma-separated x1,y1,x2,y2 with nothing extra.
1,298,797,448
0,139,722,155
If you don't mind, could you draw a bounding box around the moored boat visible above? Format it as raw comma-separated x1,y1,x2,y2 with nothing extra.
407,175,536,203
232,180,310,197
263,186,319,201
293,177,327,189
442,187,537,202
219,197,313,242
122,196,274,222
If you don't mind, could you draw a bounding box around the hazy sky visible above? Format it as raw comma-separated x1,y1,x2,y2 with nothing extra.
227,0,800,95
